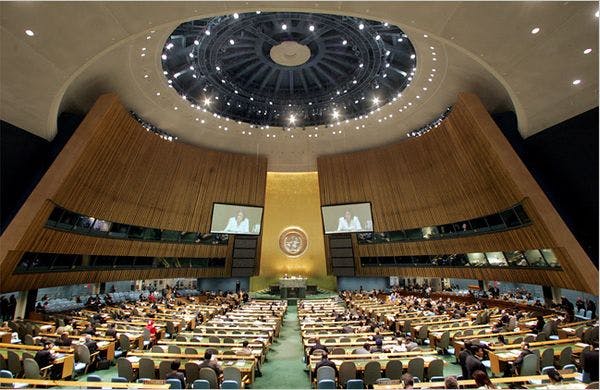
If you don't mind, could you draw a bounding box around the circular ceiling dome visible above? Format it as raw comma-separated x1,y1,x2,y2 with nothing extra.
161,12,417,128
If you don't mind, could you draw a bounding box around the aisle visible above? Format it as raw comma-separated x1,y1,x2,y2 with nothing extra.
252,305,311,389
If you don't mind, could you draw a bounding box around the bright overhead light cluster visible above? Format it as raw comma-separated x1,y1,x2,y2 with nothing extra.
406,107,452,138
25,29,35,36
130,111,178,142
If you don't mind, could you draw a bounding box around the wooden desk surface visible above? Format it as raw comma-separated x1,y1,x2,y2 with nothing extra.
391,372,579,389
0,377,169,388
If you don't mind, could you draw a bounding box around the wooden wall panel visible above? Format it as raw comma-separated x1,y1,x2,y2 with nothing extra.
317,93,597,294
0,94,267,292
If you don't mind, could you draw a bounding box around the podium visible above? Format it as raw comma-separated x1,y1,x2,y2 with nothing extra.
279,277,307,298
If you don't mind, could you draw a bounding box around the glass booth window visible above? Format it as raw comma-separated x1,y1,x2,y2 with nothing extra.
485,251,508,266
467,252,487,266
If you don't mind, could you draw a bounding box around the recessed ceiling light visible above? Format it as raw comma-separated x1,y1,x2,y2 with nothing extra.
375,35,381,40
229,39,235,45
359,23,364,30
205,30,211,36
174,107,178,110
398,38,403,42
233,13,239,19
410,54,416,59
144,74,149,78
309,25,315,31
140,53,145,57
194,40,199,45
531,27,540,34
423,34,428,38
161,54,167,60
584,48,592,54
256,11,261,14
281,24,287,30
25,29,35,36
201,119,205,124
572,79,581,85
156,92,160,96
342,39,347,45
189,52,194,58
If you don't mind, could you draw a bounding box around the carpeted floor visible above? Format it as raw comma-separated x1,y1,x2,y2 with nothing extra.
251,305,312,389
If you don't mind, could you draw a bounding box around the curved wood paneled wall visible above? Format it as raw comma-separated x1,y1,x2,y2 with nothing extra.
318,93,597,294
0,93,267,292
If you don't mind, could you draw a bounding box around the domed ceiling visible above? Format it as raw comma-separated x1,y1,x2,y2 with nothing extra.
162,12,416,128
0,2,597,171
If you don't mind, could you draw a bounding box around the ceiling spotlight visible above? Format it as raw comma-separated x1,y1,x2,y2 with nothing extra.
161,54,167,60
194,40,199,45
309,25,315,31
531,27,540,34
204,97,211,106
584,48,592,54
281,23,287,30
25,29,35,36
166,43,174,50
358,23,364,30
342,39,347,45
205,30,211,36
289,115,296,124
156,92,160,96
572,79,581,85
410,54,416,59
233,13,239,19
352,80,357,84
359,63,364,68
189,52,194,58
256,11,261,14
174,107,178,110
216,66,220,71
229,39,235,45
144,74,149,78
372,97,380,105
375,35,381,40
201,119,205,124
332,110,339,119
398,38,403,42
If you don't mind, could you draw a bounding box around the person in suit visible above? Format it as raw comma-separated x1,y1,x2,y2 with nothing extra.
56,332,72,347
582,341,599,383
513,342,534,374
465,345,487,379
166,360,186,388
371,338,384,353
198,351,222,376
308,337,328,355
314,352,337,378
83,334,98,354
35,341,61,379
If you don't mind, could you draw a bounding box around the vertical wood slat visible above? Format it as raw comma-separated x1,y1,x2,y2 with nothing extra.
0,93,267,292
317,93,597,294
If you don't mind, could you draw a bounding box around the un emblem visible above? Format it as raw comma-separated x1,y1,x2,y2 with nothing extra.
279,227,308,257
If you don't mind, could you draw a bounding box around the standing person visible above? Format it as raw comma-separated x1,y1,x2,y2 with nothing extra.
466,345,488,379
235,280,241,294
223,210,249,233
337,210,362,232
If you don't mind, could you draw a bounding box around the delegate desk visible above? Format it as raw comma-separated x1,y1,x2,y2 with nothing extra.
487,338,588,376
0,378,169,389
127,352,256,384
373,372,581,389
0,343,74,379
308,353,444,382
279,277,307,298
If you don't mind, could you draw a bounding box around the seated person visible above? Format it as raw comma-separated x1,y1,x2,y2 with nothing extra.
314,352,337,378
402,373,414,390
545,368,563,389
34,341,61,379
56,332,72,347
370,338,384,353
237,340,252,356
353,342,371,354
83,334,98,354
404,337,420,351
444,376,459,389
309,337,328,355
472,370,496,389
513,342,534,374
105,323,117,338
166,360,186,388
199,351,222,377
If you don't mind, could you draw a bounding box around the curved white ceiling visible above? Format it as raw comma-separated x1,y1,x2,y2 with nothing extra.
1,2,597,171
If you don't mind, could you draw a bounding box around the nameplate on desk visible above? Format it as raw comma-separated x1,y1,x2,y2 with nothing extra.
142,379,166,385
